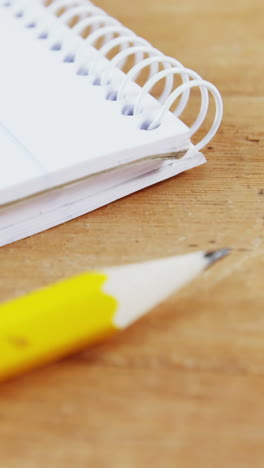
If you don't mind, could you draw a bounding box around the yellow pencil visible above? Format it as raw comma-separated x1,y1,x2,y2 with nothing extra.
0,249,230,381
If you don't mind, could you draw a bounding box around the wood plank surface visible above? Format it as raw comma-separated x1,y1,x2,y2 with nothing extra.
0,0,264,466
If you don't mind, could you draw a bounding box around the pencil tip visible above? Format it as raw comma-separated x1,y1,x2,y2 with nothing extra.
204,248,231,267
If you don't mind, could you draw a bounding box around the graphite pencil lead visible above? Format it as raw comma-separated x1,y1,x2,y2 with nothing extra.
204,248,231,267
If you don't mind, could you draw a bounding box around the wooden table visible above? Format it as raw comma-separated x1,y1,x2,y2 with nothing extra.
0,0,263,466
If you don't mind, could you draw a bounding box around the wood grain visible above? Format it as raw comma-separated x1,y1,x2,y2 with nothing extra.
0,0,264,466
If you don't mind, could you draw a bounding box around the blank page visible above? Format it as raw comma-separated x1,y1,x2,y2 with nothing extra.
0,4,190,205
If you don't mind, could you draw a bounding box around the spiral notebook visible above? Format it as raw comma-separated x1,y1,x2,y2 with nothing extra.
0,0,223,247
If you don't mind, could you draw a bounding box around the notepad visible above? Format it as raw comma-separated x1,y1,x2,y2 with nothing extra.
0,0,223,246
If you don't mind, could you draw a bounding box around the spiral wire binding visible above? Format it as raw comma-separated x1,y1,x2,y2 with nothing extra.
1,0,223,150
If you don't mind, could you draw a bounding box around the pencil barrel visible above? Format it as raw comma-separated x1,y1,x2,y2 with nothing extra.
0,273,117,381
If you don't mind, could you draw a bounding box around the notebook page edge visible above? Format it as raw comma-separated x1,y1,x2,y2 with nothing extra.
0,149,205,247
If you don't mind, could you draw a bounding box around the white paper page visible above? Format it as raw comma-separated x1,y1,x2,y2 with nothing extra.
0,123,43,188
0,3,191,204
